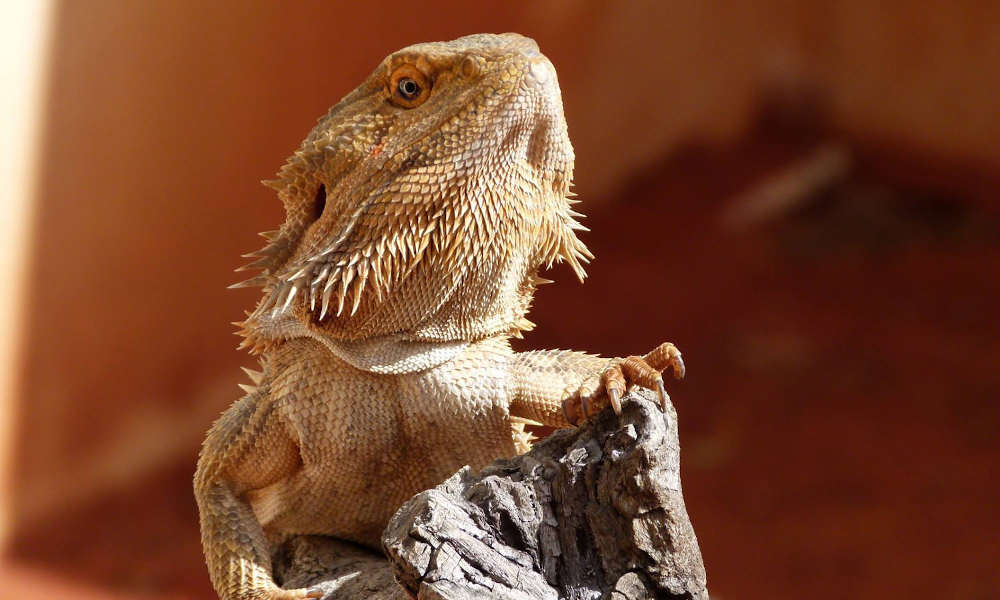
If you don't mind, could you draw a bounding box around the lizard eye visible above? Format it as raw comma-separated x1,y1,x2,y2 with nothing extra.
388,65,431,108
398,78,420,98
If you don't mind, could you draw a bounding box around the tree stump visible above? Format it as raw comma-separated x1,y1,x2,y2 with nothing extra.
273,391,707,599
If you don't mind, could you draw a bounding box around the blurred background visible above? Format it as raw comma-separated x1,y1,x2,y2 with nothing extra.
2,1,998,598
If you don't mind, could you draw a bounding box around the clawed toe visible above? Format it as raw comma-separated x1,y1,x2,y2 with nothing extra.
602,367,626,414
643,342,685,381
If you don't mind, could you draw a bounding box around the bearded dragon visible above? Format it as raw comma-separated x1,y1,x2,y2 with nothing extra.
194,33,684,600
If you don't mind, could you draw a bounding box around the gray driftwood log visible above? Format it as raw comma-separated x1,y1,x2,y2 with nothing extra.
272,391,707,599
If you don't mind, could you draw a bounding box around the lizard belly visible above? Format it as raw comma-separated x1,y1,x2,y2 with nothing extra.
255,337,518,549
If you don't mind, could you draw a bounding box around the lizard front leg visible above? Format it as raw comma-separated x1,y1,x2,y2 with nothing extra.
510,342,685,428
194,387,320,600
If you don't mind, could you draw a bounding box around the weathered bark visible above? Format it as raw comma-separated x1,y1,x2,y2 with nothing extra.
273,391,707,599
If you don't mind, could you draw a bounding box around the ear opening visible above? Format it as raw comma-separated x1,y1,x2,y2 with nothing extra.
312,184,327,222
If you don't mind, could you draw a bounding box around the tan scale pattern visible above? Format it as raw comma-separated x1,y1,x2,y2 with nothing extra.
195,34,682,600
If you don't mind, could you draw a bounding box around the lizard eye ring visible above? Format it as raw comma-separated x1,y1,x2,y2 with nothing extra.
388,65,431,108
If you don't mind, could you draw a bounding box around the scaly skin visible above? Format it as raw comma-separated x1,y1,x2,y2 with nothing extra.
194,33,683,600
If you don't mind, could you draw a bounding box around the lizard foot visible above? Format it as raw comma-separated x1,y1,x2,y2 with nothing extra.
562,342,685,426
270,587,324,600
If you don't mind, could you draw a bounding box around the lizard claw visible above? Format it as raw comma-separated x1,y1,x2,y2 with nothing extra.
608,386,622,415
656,379,669,411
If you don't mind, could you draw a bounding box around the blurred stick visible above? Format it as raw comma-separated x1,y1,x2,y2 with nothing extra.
722,143,852,229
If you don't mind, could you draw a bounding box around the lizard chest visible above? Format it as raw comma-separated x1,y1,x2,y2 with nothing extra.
257,342,518,545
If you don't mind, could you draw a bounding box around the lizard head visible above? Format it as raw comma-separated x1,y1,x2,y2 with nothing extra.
237,33,590,340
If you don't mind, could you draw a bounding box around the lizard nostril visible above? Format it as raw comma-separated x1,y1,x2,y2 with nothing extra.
312,184,327,222
528,58,551,85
